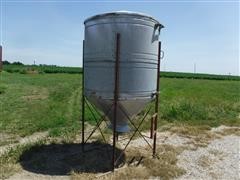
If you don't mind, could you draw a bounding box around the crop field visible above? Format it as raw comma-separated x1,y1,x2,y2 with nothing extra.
3,64,82,74
0,70,239,179
160,71,240,81
3,64,240,80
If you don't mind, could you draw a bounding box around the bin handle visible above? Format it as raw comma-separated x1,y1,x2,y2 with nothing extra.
160,50,164,59
154,23,164,33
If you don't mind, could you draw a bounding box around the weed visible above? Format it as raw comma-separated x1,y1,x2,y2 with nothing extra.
198,155,215,168
0,84,7,94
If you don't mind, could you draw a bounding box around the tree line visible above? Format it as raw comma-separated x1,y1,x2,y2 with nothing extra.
2,61,24,65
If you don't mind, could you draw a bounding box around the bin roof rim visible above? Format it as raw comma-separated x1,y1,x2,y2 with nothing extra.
84,10,163,27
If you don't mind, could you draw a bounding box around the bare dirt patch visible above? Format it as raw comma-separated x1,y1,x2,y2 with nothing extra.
0,133,20,146
0,131,49,157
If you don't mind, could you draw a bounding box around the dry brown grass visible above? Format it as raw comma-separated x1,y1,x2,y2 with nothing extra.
208,149,226,161
216,127,240,136
0,133,20,146
21,88,48,101
168,125,218,150
114,167,150,180
163,125,239,151
0,163,21,179
141,145,186,179
71,172,96,180
168,125,212,137
208,149,224,156
197,155,215,168
209,171,219,179
72,144,186,180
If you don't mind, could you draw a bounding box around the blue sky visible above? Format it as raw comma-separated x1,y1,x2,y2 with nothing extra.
0,1,239,75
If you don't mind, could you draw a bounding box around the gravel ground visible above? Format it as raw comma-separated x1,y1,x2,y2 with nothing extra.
176,135,240,180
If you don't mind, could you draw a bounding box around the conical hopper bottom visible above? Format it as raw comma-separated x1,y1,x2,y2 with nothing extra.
87,96,152,133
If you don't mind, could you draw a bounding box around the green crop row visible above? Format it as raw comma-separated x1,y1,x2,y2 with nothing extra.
2,64,239,81
160,71,240,81
2,65,82,74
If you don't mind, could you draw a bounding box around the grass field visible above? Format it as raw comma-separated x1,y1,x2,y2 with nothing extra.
1,71,239,139
159,77,240,126
0,71,239,179
0,72,82,140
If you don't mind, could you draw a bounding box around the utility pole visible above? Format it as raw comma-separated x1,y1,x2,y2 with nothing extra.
194,62,196,73
0,45,2,71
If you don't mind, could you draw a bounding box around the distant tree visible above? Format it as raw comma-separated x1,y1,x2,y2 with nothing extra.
12,61,24,65
2,60,11,65
39,64,47,66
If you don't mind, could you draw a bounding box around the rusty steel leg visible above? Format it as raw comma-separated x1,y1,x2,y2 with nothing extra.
82,40,85,152
116,132,119,141
150,113,157,139
153,41,161,157
150,116,154,139
112,33,120,171
152,115,157,156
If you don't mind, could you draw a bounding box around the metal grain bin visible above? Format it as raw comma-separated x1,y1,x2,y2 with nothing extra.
84,11,164,132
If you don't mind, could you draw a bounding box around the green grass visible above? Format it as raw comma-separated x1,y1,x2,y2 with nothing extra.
1,71,239,141
0,71,82,138
159,78,240,126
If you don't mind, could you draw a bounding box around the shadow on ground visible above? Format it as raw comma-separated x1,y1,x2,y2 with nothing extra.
19,142,125,175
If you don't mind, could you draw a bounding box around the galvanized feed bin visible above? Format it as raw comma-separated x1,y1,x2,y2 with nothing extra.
84,11,164,132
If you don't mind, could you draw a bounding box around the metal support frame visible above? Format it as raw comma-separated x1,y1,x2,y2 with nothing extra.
81,34,162,171
82,40,85,152
112,33,121,171
153,41,161,157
